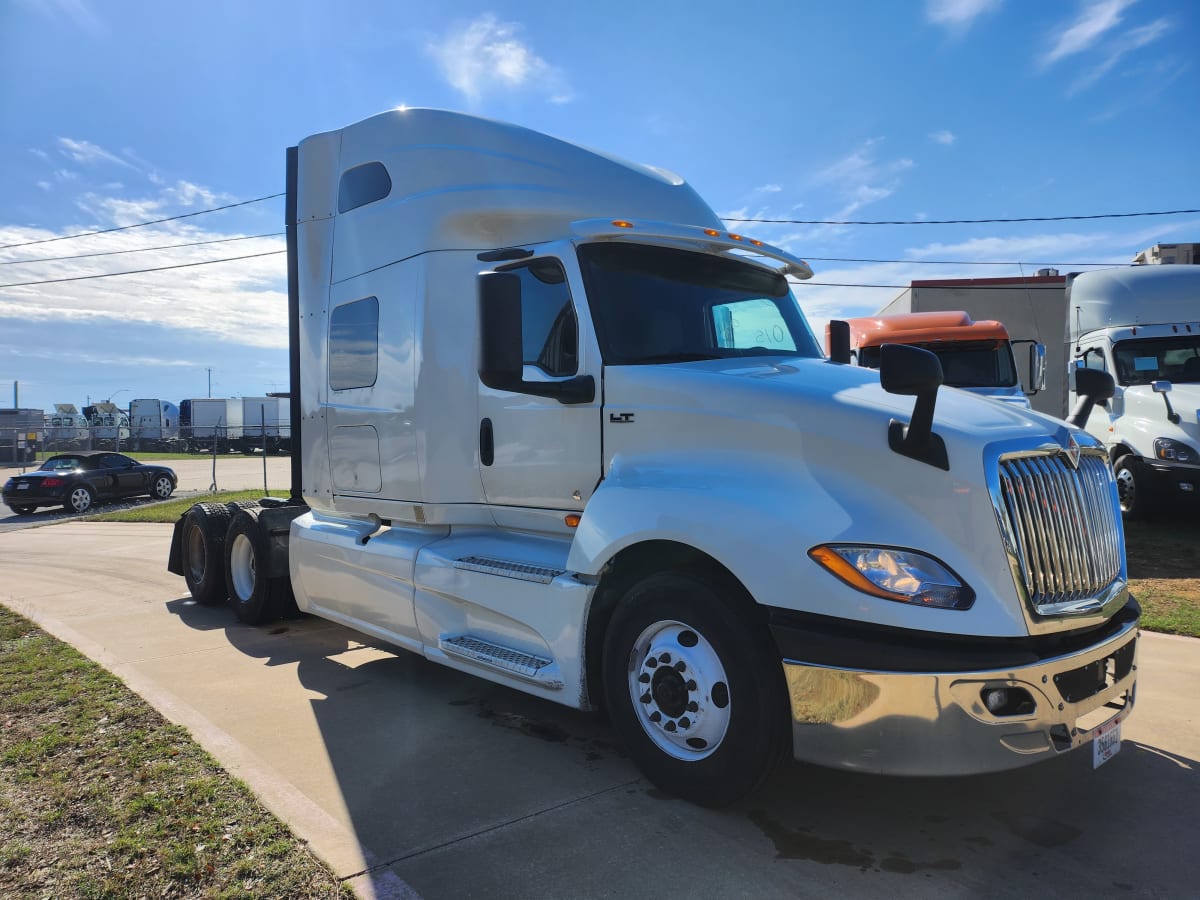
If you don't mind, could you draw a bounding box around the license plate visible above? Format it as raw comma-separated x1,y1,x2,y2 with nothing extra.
1092,718,1121,768
17,483,29,490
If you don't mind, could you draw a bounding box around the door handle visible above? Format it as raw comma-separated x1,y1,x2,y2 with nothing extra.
479,418,494,467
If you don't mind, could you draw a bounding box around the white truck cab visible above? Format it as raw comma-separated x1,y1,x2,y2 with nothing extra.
170,109,1137,804
1068,264,1200,517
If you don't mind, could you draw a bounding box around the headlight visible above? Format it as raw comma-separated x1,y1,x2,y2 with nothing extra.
1154,438,1195,463
808,544,974,610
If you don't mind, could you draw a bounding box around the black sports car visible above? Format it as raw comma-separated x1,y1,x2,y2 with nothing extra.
2,451,177,515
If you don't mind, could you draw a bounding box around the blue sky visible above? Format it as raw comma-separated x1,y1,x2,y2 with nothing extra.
1,0,1197,413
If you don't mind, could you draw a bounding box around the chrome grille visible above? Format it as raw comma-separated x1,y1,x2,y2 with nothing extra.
997,452,1122,612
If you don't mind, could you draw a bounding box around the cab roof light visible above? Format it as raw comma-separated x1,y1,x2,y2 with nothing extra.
728,233,744,242
612,220,635,229
703,228,721,237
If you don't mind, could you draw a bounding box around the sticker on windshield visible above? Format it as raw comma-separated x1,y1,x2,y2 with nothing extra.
1134,357,1158,371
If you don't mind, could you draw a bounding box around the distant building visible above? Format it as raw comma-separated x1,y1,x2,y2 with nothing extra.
1132,243,1199,265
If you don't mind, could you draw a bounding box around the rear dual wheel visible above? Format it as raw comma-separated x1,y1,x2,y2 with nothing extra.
602,572,790,807
224,508,291,625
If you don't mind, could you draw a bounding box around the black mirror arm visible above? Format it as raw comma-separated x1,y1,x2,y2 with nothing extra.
1161,394,1181,425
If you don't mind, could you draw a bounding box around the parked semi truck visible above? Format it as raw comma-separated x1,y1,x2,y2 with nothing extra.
83,402,129,450
827,311,1045,408
882,267,1200,517
168,109,1136,804
129,398,181,451
180,398,243,452
46,403,90,449
880,274,1067,417
1068,264,1200,518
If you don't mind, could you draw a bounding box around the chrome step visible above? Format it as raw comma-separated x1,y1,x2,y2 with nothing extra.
454,555,565,585
440,635,553,680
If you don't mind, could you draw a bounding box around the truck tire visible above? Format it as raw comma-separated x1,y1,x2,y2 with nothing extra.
1114,454,1153,520
224,508,286,625
602,571,789,807
181,503,232,605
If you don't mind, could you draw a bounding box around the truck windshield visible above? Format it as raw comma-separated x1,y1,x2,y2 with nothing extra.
577,242,821,365
859,340,1017,388
1112,337,1200,386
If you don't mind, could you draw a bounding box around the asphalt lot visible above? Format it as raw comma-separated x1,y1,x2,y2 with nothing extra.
0,456,291,532
1,521,1197,900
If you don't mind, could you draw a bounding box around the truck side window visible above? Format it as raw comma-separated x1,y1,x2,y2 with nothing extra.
504,258,578,377
1080,347,1107,372
329,297,380,390
338,162,392,214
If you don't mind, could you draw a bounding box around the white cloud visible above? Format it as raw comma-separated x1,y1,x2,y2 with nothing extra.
929,130,956,145
1041,0,1135,67
1067,18,1171,95
427,15,572,105
36,181,51,192
755,184,783,194
926,0,1002,31
0,179,288,350
28,148,50,161
58,138,138,170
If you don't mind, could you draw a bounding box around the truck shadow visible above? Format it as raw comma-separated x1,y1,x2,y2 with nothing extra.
166,597,1198,898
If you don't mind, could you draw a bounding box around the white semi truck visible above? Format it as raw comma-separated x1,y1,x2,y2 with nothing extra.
1068,264,1200,518
46,403,90,449
168,109,1137,805
129,398,181,451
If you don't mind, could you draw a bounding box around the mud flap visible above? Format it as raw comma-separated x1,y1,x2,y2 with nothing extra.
166,515,186,575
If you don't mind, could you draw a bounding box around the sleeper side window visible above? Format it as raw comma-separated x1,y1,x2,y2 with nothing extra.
329,297,379,391
338,162,392,214
503,258,578,377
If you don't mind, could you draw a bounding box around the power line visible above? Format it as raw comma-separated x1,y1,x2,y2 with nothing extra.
724,208,1200,226
0,232,285,266
0,250,285,288
0,193,285,251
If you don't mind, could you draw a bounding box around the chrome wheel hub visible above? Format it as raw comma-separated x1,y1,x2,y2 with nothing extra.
628,619,731,761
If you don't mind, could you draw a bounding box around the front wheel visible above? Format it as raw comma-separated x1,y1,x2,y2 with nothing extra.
1114,454,1153,520
602,572,790,807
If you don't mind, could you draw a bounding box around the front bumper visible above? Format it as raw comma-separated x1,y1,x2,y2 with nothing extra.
776,609,1138,776
1146,458,1200,502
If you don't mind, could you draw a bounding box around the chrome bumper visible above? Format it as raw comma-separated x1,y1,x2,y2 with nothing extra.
782,618,1138,776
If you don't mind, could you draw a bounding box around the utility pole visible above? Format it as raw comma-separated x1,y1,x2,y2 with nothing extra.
207,368,213,398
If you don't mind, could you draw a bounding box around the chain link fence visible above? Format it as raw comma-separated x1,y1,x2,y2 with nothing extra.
4,424,292,461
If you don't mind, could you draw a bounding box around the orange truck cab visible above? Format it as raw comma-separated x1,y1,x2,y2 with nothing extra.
827,311,1045,408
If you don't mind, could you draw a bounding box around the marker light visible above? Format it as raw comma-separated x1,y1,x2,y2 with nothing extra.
727,233,744,241
749,238,764,247
703,228,721,237
809,544,974,610
564,514,581,528
612,220,634,228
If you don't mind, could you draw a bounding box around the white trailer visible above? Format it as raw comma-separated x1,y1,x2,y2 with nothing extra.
181,398,243,452
168,109,1137,805
238,396,290,454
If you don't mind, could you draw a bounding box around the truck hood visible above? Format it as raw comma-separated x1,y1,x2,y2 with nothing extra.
1117,384,1200,454
599,357,1112,638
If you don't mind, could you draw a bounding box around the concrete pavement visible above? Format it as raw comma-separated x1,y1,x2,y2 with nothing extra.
1,521,1197,899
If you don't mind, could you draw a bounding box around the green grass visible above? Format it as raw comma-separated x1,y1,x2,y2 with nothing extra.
0,605,352,899
91,491,271,523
